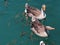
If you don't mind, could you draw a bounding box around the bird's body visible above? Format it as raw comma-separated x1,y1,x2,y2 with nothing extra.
31,19,55,37
24,3,46,20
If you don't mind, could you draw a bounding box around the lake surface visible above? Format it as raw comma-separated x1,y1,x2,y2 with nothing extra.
0,0,60,45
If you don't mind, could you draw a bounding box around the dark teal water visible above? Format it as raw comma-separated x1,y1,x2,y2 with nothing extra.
0,0,60,45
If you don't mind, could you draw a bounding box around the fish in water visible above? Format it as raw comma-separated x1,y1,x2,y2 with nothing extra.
24,3,46,20
31,19,55,37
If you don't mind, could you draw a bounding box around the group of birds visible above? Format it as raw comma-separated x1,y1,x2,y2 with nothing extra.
24,3,55,45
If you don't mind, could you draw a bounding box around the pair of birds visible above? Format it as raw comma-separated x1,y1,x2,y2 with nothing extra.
24,3,55,37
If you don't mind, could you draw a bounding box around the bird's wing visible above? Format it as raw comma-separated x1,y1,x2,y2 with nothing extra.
45,26,55,30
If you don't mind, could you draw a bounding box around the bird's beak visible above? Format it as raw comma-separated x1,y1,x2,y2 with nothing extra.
42,4,46,11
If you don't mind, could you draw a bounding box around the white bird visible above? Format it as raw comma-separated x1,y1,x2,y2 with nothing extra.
40,41,45,45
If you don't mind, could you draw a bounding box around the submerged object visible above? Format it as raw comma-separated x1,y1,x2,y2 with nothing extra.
31,19,55,37
20,31,27,37
4,0,8,7
24,3,46,20
40,41,45,45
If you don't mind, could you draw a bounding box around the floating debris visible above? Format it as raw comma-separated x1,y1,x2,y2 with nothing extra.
4,0,8,7
33,38,38,40
8,22,10,27
30,32,34,36
7,40,17,45
12,39,17,44
51,41,56,45
28,32,34,41
6,43,13,45
20,41,24,45
20,31,27,37
6,39,17,45
15,20,20,24
29,34,33,40
6,43,9,45
15,13,20,19
27,0,30,1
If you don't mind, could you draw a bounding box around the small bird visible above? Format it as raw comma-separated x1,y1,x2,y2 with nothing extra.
40,41,45,45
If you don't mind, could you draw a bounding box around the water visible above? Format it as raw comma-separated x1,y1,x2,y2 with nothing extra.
0,0,60,45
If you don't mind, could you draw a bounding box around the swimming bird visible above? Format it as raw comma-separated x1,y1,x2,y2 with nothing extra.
40,41,45,45
31,19,55,37
24,3,46,20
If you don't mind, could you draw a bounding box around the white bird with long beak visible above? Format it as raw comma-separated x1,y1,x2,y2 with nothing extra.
24,3,46,20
